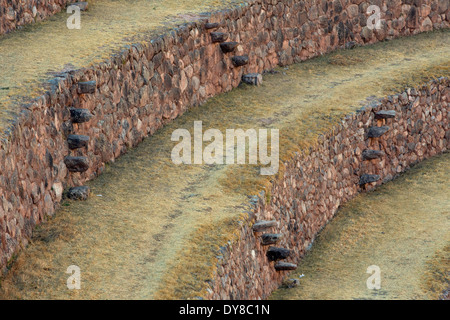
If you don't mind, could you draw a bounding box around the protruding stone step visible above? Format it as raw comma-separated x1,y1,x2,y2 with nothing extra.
67,134,90,150
359,174,380,186
242,73,263,86
232,55,249,67
67,186,90,200
205,22,219,30
362,149,385,160
64,156,89,173
70,108,94,123
367,126,389,138
261,233,282,245
78,81,96,94
267,247,291,261
252,220,277,232
220,41,238,53
211,32,228,43
275,262,297,271
375,110,396,119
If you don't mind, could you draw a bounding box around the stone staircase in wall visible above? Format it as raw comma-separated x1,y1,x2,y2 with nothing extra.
358,109,396,188
63,21,264,202
63,81,96,200
252,220,297,271
208,22,262,86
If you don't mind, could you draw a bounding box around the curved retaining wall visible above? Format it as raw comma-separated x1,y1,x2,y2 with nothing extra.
0,0,448,281
0,0,77,35
205,77,449,299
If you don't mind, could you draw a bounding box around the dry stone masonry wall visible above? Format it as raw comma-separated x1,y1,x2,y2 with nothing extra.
0,0,449,290
0,0,78,35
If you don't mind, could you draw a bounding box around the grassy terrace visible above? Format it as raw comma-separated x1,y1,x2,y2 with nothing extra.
271,153,450,300
0,0,240,134
0,30,448,299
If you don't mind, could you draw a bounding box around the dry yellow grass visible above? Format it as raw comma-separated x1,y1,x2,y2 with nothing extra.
422,245,450,298
328,54,364,66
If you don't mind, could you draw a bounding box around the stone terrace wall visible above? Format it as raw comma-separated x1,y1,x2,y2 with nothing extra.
205,77,449,299
0,0,449,275
0,0,76,35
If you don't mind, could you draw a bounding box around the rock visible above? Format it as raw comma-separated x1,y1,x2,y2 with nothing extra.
406,7,418,28
367,126,390,138
438,0,449,13
31,183,40,204
211,32,228,43
359,174,380,185
275,262,297,271
253,220,277,232
421,17,433,30
347,4,359,18
67,134,90,149
205,22,219,30
78,81,96,94
361,26,373,41
71,2,89,11
62,120,74,136
231,55,249,67
267,247,291,261
307,4,318,20
407,142,416,151
333,0,343,14
44,192,54,216
220,41,238,53
4,234,17,257
23,12,33,24
261,233,282,245
67,186,90,200
52,182,64,202
242,73,263,86
70,108,93,123
5,8,15,21
64,156,89,172
375,110,396,119
362,149,385,160
345,41,357,49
